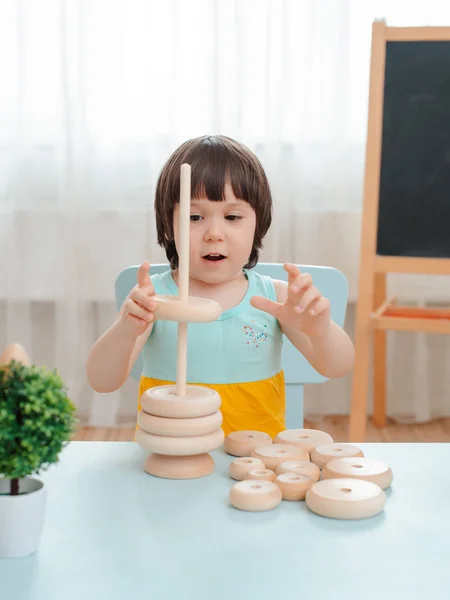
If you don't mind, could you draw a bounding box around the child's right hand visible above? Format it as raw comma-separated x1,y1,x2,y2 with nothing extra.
118,261,157,337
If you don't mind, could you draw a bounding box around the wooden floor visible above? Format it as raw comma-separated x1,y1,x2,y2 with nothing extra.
73,415,450,443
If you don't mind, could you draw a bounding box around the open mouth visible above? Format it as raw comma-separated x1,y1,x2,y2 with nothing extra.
203,254,226,262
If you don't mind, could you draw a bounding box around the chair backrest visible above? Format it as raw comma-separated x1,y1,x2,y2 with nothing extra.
115,263,348,427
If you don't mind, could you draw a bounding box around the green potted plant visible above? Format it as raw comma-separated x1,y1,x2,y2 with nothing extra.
0,344,77,558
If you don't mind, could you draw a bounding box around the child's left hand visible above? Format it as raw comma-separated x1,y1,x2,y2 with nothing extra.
250,263,331,338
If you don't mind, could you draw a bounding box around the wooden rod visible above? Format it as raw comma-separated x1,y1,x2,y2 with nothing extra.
176,163,191,397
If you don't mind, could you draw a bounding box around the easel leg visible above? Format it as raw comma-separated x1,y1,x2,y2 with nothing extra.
348,19,387,442
372,273,387,427
348,278,374,442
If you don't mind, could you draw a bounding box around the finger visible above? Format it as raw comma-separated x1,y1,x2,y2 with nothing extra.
294,286,321,312
288,273,312,303
125,299,155,323
131,288,157,312
137,262,152,290
250,295,283,319
127,314,148,326
283,263,301,287
309,297,329,316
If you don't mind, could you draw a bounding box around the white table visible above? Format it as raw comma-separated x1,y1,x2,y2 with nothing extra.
1,441,450,599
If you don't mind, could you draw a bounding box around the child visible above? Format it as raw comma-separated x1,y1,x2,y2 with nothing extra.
86,135,354,437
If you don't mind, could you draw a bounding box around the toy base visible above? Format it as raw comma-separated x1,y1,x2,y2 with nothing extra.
144,452,215,479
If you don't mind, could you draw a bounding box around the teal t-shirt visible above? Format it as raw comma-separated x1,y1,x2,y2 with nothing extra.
142,268,283,384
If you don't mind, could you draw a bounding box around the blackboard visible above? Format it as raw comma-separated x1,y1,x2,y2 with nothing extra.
377,41,450,257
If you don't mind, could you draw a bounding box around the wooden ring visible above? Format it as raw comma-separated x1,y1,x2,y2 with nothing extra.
135,428,224,456
224,430,272,457
228,457,265,481
247,468,276,482
153,295,221,323
310,443,364,470
140,384,221,418
229,480,282,512
275,460,321,482
138,410,223,437
275,472,314,501
273,429,333,453
322,457,393,490
305,478,386,519
251,444,309,471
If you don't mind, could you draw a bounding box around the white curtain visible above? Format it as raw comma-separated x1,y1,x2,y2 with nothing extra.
2,0,450,427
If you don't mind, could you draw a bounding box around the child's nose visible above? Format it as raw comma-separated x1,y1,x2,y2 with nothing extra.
204,221,224,241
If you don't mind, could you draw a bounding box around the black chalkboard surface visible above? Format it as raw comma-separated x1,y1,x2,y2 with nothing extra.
377,41,450,257
350,24,450,443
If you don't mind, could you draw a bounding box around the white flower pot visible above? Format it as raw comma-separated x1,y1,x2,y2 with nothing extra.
0,477,46,558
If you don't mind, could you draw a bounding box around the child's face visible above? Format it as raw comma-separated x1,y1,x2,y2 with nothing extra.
173,182,256,285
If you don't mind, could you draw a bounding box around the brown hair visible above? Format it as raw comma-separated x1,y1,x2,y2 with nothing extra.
154,135,272,270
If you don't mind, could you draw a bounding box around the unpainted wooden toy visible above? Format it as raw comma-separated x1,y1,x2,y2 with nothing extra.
274,428,333,453
247,468,276,482
137,386,225,478
135,164,223,479
251,444,309,471
310,443,364,470
229,480,282,512
275,472,314,501
140,385,221,419
153,294,221,323
137,385,224,476
321,457,393,490
305,478,386,519
138,407,222,437
224,430,272,457
275,460,320,482
228,457,265,481
136,427,224,456
226,427,393,518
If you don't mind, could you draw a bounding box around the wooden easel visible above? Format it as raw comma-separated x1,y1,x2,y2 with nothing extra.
349,20,450,441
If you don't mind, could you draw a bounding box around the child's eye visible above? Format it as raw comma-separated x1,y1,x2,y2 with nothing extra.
190,215,202,222
225,215,242,221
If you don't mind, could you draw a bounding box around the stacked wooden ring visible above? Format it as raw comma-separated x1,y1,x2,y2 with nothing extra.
136,384,224,479
134,163,224,480
226,428,393,519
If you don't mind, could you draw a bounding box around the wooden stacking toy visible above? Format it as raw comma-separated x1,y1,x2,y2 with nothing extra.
274,428,334,453
228,457,265,481
305,478,386,519
226,426,393,520
247,468,276,482
224,430,272,457
251,444,309,471
275,473,314,501
310,443,364,470
321,457,393,490
135,164,224,479
275,460,321,482
229,480,282,512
